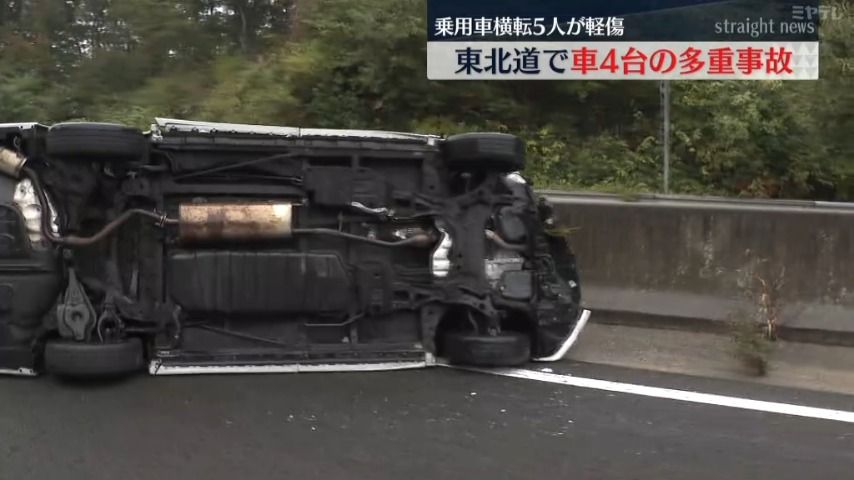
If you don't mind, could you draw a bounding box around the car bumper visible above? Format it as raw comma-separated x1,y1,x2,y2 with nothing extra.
532,309,592,362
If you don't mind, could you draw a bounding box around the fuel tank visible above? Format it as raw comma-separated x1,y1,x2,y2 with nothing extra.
167,251,353,315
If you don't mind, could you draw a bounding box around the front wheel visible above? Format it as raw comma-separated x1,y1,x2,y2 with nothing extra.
441,331,531,367
44,338,145,379
443,133,525,172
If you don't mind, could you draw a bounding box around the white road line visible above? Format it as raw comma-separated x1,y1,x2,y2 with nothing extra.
447,366,854,424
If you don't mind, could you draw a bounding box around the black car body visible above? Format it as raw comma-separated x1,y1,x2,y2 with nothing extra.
0,119,589,378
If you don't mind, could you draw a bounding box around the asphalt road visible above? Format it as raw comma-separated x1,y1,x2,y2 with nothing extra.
2,363,853,480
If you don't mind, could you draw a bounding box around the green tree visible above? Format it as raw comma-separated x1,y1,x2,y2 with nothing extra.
0,0,849,200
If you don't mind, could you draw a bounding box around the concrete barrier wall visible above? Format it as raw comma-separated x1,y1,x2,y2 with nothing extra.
543,192,854,337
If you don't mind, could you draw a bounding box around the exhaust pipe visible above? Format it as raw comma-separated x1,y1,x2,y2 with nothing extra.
21,170,428,249
177,203,434,247
0,148,26,178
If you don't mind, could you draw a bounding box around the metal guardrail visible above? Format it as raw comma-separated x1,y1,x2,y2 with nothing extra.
538,190,854,214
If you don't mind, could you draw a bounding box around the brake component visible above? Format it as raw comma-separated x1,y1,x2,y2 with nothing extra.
57,268,97,341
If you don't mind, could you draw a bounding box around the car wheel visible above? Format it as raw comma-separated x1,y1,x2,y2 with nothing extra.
442,330,531,367
46,122,147,160
443,133,525,172
44,337,145,378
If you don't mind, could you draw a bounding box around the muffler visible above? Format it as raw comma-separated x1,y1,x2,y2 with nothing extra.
178,202,293,243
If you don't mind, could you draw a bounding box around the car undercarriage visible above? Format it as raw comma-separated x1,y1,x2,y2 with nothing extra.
0,118,588,378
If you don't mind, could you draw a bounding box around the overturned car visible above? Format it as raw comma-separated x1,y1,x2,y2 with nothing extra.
0,119,589,378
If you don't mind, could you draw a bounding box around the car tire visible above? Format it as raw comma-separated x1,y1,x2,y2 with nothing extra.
442,331,531,367
443,133,525,172
44,337,145,378
46,122,147,160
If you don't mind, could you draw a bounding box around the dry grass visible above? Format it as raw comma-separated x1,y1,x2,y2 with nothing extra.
729,259,785,376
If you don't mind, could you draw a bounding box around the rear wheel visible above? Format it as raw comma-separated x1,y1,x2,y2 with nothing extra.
44,338,145,379
441,331,531,367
